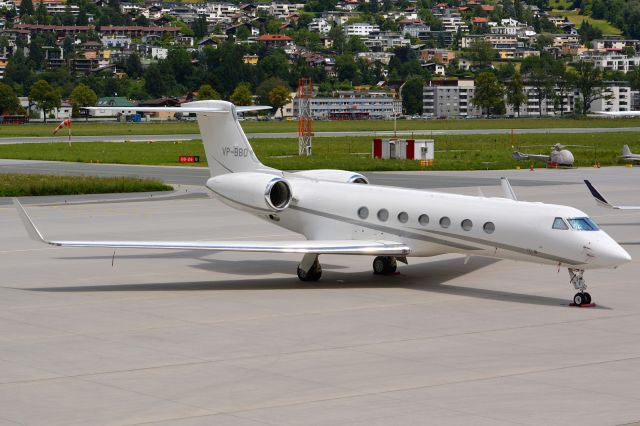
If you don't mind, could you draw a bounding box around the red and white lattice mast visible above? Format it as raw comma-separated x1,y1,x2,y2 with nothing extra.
297,77,313,156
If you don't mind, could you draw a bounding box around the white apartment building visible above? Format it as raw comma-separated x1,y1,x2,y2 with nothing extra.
591,39,640,51
202,3,239,23
101,35,132,49
364,31,410,51
344,23,380,37
505,85,576,117
47,4,80,15
309,18,331,34
579,51,640,73
293,90,401,120
257,2,304,19
439,15,468,33
589,82,634,112
422,80,481,118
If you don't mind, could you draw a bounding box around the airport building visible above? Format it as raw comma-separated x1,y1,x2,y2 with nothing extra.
293,90,401,120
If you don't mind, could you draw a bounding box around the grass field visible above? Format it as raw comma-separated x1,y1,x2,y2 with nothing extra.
551,10,622,35
0,132,638,171
2,116,640,137
0,174,172,196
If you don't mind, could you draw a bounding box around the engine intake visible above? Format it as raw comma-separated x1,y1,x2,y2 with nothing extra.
206,172,292,212
265,178,292,210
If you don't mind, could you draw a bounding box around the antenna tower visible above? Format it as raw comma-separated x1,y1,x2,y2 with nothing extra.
297,77,313,156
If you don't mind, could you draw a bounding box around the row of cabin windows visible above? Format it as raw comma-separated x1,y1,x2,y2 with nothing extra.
357,207,495,234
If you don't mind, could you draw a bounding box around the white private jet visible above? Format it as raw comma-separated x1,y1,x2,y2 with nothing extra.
13,101,632,306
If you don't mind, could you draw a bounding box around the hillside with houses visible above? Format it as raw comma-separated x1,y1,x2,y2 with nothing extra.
0,0,639,120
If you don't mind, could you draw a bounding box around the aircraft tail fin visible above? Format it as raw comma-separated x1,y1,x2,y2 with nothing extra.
623,144,633,157
85,101,275,177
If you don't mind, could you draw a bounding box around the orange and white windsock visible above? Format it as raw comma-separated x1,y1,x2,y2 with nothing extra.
53,118,72,134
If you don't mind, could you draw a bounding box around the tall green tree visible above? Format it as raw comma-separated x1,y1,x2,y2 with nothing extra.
69,83,97,121
256,77,289,105
268,85,291,118
29,79,61,123
230,82,253,106
198,84,221,100
506,71,527,117
19,0,34,16
472,72,505,117
0,83,20,115
401,76,424,115
573,60,606,114
468,39,495,69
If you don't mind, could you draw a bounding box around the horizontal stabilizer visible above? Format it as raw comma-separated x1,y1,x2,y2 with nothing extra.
13,199,410,256
584,180,640,210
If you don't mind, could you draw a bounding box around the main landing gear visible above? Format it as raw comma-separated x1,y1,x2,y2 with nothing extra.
296,255,407,282
297,254,322,282
373,256,398,275
569,268,592,305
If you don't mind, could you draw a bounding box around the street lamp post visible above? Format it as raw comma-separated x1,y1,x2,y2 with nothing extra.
394,81,407,138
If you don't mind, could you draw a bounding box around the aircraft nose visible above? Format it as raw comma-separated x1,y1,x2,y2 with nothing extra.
595,238,632,267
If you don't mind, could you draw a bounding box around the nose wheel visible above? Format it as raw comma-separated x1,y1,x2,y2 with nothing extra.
573,292,591,305
569,268,593,306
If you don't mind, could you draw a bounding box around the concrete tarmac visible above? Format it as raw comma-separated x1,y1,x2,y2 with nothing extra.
2,167,640,425
1,125,640,144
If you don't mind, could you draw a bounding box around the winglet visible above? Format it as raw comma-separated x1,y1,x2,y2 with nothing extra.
584,180,614,209
500,177,518,201
12,198,48,243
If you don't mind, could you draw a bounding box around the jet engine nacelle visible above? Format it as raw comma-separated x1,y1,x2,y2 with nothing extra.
292,169,369,184
206,172,292,212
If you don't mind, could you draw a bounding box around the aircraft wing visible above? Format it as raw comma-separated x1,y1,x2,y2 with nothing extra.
597,111,640,117
584,180,640,210
13,199,410,256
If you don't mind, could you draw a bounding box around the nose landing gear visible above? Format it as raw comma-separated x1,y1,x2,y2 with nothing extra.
569,268,592,306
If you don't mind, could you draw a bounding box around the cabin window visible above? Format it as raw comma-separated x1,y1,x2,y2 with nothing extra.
377,209,389,221
552,217,569,230
398,211,408,223
567,217,599,231
461,219,473,231
483,221,495,234
439,216,451,228
357,207,369,219
419,214,429,226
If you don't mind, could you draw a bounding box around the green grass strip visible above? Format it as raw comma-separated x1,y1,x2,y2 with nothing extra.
0,174,173,197
0,131,638,171
1,116,640,137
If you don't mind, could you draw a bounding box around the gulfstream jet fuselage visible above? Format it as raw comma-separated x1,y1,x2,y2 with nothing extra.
13,101,631,306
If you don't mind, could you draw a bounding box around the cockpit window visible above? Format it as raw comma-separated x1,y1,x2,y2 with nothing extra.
552,217,569,230
567,217,599,231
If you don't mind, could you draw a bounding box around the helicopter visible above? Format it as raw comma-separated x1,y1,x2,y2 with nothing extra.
511,143,591,168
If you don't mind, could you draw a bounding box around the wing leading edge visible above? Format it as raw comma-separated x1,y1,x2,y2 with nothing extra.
13,199,410,256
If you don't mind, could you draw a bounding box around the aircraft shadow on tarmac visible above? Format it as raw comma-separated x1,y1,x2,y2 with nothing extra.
28,255,604,308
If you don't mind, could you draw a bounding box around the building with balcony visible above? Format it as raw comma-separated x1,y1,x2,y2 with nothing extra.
422,79,481,118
